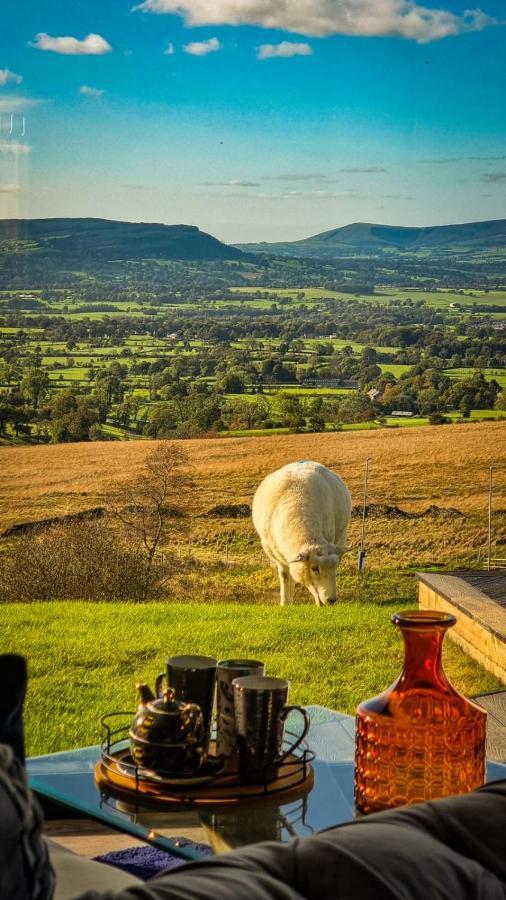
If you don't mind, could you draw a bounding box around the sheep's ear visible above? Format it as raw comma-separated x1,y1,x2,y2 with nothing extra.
289,552,309,563
332,545,352,555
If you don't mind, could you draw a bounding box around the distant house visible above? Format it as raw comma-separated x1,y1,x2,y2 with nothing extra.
302,378,344,388
367,387,382,401
391,410,414,417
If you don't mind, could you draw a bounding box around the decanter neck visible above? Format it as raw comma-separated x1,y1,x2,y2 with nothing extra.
392,610,456,691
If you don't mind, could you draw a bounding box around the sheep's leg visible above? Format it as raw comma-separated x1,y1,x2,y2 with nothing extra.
287,573,295,604
277,565,292,606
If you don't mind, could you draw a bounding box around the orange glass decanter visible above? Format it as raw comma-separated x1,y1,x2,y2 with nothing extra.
355,610,487,815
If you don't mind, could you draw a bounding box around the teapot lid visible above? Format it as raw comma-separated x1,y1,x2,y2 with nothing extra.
150,687,182,714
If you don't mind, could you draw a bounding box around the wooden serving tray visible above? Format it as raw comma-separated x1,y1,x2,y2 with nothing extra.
95,752,313,808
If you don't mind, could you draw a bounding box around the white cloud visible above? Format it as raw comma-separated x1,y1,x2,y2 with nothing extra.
257,41,313,59
164,41,175,54
0,183,21,193
30,32,112,55
0,95,37,112
265,172,332,181
0,141,31,155
202,179,260,186
0,69,23,86
133,0,495,43
183,37,222,55
281,188,358,198
341,165,385,173
79,84,104,98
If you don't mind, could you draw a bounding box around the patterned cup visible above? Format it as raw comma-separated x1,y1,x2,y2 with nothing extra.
216,659,265,759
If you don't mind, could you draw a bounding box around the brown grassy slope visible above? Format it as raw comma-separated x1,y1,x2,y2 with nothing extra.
0,423,504,575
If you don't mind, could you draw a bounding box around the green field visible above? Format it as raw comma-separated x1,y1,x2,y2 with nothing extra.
379,364,413,377
1,598,501,756
444,368,506,388
230,286,506,313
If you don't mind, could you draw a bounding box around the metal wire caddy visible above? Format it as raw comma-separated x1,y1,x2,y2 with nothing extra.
99,711,315,804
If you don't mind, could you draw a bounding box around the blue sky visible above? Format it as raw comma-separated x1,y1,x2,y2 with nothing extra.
0,0,505,242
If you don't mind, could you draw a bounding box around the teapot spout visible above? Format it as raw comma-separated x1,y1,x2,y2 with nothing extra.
136,682,155,706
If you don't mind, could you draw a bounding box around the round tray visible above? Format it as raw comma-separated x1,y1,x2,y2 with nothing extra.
95,749,314,807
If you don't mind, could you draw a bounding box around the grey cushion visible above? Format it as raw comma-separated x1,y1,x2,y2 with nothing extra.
48,841,141,900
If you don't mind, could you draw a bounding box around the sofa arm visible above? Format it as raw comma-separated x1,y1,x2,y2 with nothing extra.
48,841,142,900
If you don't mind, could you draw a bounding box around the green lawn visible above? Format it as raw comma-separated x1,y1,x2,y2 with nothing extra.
1,599,500,757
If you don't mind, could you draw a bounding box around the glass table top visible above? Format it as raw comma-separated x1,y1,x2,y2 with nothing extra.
27,705,506,864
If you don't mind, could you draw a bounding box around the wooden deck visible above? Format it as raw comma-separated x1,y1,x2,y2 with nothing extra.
417,570,506,683
474,689,506,763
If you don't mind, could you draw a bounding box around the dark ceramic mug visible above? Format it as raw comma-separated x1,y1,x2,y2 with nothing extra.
216,659,265,759
156,655,217,751
232,675,310,784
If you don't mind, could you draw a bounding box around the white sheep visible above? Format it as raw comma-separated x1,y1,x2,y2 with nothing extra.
252,460,352,606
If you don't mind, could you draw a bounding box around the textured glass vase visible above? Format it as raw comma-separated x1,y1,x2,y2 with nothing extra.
355,610,487,815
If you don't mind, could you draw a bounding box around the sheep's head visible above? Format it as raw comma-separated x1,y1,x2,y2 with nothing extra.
288,544,348,606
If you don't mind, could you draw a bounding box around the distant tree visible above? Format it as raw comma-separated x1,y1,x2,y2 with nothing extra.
216,371,245,394
276,394,305,431
113,442,193,599
48,389,100,442
21,367,49,411
495,391,506,411
336,392,377,424
306,397,326,432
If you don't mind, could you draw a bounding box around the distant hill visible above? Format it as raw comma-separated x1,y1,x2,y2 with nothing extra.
0,218,243,261
238,219,506,259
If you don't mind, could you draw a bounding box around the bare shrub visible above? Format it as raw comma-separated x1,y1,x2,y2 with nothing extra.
0,519,155,602
112,441,193,599
0,441,194,603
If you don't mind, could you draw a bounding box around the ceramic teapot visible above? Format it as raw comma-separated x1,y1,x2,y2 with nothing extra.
129,683,206,775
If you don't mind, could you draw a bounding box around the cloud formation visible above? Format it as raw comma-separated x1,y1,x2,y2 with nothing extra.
340,165,385,172
202,179,260,186
0,141,31,155
30,33,112,55
257,41,313,59
420,157,460,163
79,85,104,98
281,188,359,199
264,172,333,181
183,37,222,55
481,172,506,183
0,182,21,192
0,95,35,112
469,154,506,161
133,0,495,43
0,69,22,86
164,42,175,54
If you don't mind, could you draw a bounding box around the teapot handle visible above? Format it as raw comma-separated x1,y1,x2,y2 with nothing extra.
155,671,166,697
182,703,205,746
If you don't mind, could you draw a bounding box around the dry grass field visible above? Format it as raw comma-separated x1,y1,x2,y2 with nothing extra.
0,421,504,580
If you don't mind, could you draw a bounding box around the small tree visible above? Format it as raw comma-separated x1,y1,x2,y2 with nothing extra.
21,367,49,411
113,442,193,599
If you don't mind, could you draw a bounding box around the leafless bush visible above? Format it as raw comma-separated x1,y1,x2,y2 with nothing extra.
0,519,161,602
112,441,193,599
0,443,194,603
